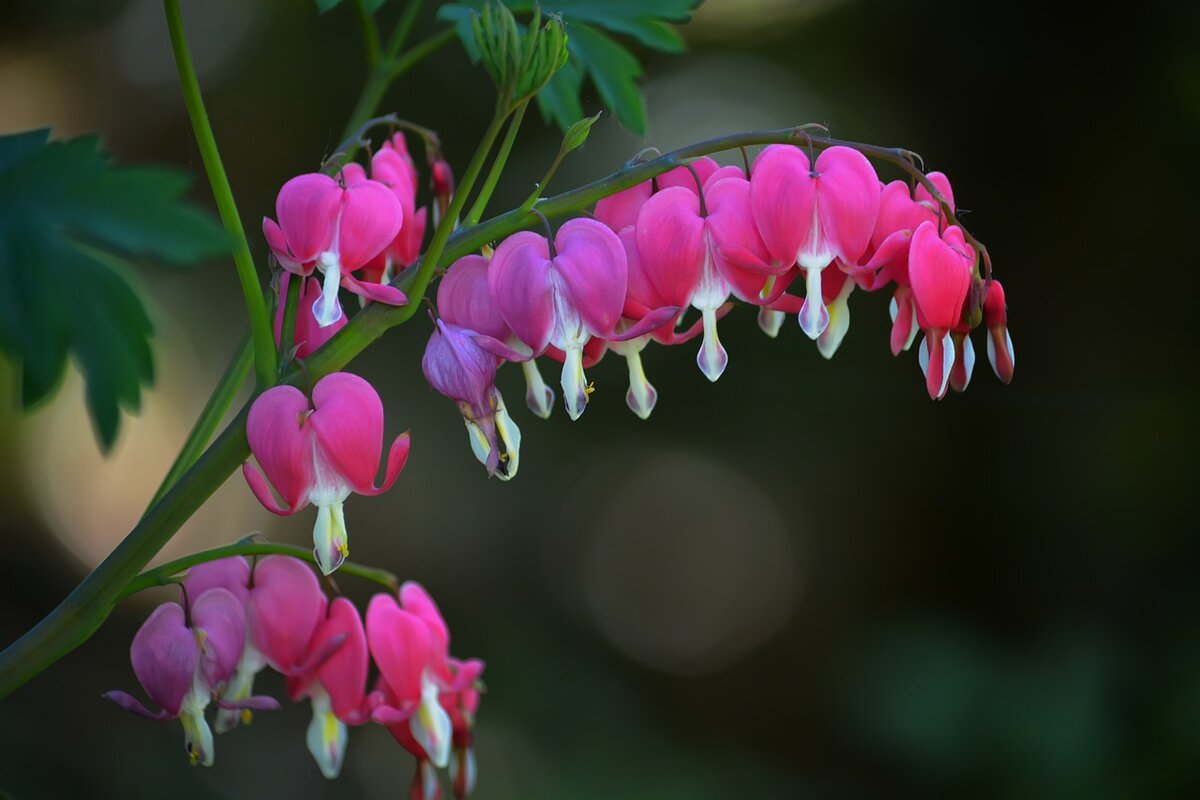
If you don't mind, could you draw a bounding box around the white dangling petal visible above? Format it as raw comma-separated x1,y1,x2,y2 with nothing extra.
311,501,348,575
464,418,492,469
520,359,555,419
918,335,930,377
305,689,348,779
214,641,267,733
937,330,954,398
696,307,728,382
889,296,899,323
560,344,589,421
798,266,829,339
180,673,215,766
624,349,658,419
903,302,919,351
494,393,521,481
817,281,854,360
411,672,452,769
313,252,344,327
758,307,785,338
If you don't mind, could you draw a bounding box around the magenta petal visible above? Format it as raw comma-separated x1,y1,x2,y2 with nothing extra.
277,174,341,264
184,557,250,607
423,320,501,414
339,179,404,272
634,187,706,308
129,602,198,718
916,170,956,216
608,306,679,341
370,703,413,726
553,218,628,337
812,146,880,266
658,157,719,193
593,181,651,232
438,255,510,341
308,373,385,495
103,690,174,720
249,556,327,675
619,226,669,314
339,162,368,186
909,222,972,331
313,598,369,721
400,581,450,657
216,694,281,711
339,271,408,306
488,231,555,354
246,385,314,514
749,145,813,268
366,594,434,705
191,587,247,691
264,218,307,275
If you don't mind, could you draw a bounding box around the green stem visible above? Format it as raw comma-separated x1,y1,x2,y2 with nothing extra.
278,272,301,368
147,334,252,510
121,539,399,599
164,0,276,390
0,126,991,700
387,27,456,81
354,0,383,69
465,99,528,227
385,0,423,60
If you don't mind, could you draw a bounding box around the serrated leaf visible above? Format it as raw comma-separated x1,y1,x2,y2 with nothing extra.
536,56,586,130
0,130,227,450
567,23,646,134
442,0,701,133
560,111,603,155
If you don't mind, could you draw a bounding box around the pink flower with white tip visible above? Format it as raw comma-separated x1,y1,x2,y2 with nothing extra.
983,279,1015,384
103,588,279,766
439,253,555,420
909,221,975,399
274,273,347,360
488,218,675,420
367,582,483,799
287,597,371,779
243,373,411,574
263,172,406,328
749,144,879,339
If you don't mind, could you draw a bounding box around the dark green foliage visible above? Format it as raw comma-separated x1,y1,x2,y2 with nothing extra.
0,130,227,450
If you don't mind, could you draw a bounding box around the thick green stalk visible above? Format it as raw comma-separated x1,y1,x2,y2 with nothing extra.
0,126,988,699
354,0,383,68
147,334,252,509
386,0,424,60
465,100,528,227
121,540,399,598
278,273,301,368
164,0,276,389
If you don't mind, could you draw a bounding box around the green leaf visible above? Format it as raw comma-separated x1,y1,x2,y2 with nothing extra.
536,56,586,131
314,0,343,12
361,0,389,12
0,130,227,451
439,0,702,133
567,23,646,134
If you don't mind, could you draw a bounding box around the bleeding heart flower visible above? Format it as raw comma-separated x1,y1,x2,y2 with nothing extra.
749,144,879,338
488,218,675,419
983,279,1014,384
909,221,974,399
358,134,429,284
243,373,411,574
287,597,370,779
104,588,278,766
263,172,407,328
439,254,555,419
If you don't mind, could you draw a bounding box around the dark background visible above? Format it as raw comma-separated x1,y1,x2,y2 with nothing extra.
1,0,1196,797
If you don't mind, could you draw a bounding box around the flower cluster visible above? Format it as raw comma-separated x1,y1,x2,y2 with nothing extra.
105,556,484,798
422,144,1016,478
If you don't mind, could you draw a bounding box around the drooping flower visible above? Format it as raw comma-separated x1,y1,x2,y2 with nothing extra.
104,588,278,766
909,221,975,399
983,279,1015,384
749,144,879,338
356,134,429,285
243,373,411,574
423,317,523,480
488,218,675,419
263,172,406,328
182,557,254,733
287,597,371,779
274,272,347,360
439,253,555,419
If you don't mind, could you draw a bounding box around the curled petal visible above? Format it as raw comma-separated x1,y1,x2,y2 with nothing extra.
366,594,434,705
339,271,408,306
438,255,509,340
313,598,370,722
309,373,390,496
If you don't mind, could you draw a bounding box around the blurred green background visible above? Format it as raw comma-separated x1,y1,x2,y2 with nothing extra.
1,0,1197,797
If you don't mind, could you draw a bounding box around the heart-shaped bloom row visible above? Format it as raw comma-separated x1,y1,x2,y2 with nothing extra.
105,556,484,797
422,145,1014,477
242,372,410,574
